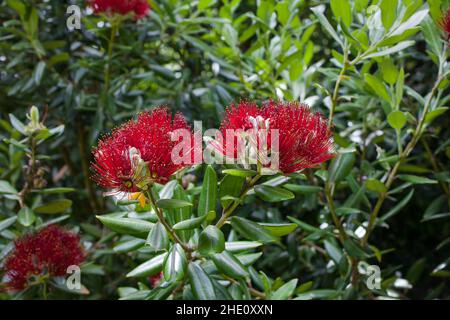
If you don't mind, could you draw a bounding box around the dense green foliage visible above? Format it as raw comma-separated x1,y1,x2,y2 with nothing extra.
0,0,449,300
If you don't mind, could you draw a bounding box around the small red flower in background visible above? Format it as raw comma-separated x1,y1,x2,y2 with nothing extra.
91,107,194,193
88,0,150,20
440,9,450,39
3,225,84,291
148,272,163,288
219,101,335,174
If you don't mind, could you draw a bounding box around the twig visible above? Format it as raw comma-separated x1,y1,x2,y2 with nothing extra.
146,189,191,252
215,175,261,229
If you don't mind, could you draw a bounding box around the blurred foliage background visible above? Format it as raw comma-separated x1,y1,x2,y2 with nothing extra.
0,0,449,299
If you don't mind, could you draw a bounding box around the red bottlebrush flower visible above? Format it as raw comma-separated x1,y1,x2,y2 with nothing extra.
91,107,194,193
88,0,150,20
440,9,450,38
219,101,335,174
3,225,85,291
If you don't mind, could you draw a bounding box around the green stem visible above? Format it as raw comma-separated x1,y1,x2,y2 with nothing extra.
362,74,445,246
146,189,191,252
215,175,261,229
223,275,266,299
328,41,349,129
104,22,118,93
324,183,347,243
42,279,48,300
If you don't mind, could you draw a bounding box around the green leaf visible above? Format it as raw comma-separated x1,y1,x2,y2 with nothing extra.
34,199,72,214
163,244,187,281
380,58,398,85
311,6,344,49
324,240,343,265
330,0,352,27
336,207,361,216
167,185,193,242
283,184,322,194
355,0,369,12
126,253,167,278
33,61,46,85
288,216,326,234
113,239,145,253
343,239,368,259
380,0,397,30
387,110,407,129
198,165,217,217
18,206,35,227
391,8,429,37
271,279,298,300
156,198,193,209
254,185,295,202
276,1,289,25
295,289,340,300
424,107,449,124
219,175,245,208
259,223,298,237
146,222,169,251
0,180,17,194
225,241,263,252
398,175,437,184
422,16,443,58
8,114,26,134
198,0,213,10
188,263,216,300
365,74,391,103
146,282,180,300
0,216,17,232
406,258,426,285
365,40,415,59
230,217,278,243
236,252,263,266
211,251,248,279
96,216,154,238
396,68,405,106
380,189,414,222
222,168,257,177
328,153,355,184
172,214,207,230
31,187,75,194
365,178,387,193
159,180,178,199
198,225,225,256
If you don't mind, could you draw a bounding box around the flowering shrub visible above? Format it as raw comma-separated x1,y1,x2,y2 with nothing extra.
0,0,449,300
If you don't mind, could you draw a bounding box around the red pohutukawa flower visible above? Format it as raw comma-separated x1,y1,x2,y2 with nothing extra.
91,107,194,193
3,225,85,291
219,101,335,174
440,9,450,39
88,0,150,20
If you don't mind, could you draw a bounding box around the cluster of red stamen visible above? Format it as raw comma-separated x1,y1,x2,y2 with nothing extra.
219,101,335,174
2,225,85,291
88,0,150,20
91,107,194,192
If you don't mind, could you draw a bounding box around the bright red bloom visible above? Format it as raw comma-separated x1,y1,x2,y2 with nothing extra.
91,107,194,192
440,9,450,38
219,101,335,174
88,0,150,20
3,225,85,291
